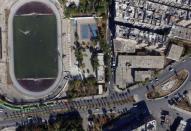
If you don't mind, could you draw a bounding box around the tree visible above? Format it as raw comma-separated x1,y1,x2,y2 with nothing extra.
91,53,99,71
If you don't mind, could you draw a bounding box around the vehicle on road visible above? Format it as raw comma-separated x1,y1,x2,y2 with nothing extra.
168,99,174,105
183,90,188,95
169,67,174,72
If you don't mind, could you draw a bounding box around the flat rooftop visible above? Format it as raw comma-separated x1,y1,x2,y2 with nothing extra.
167,44,184,61
118,55,165,69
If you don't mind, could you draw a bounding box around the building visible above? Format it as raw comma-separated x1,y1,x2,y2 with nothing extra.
169,25,191,41
115,66,133,89
113,37,136,54
118,55,165,69
114,0,191,53
98,85,103,95
167,44,184,61
97,53,105,84
102,101,157,131
176,120,187,131
116,55,164,88
134,71,153,82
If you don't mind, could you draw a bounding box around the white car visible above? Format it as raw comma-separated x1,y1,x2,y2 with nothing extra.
169,67,174,72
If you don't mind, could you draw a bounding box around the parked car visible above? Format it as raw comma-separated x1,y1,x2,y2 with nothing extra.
183,90,188,95
168,99,174,105
169,67,174,72
155,77,159,81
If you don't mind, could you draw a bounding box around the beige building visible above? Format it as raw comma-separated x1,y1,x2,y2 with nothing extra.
114,37,136,54
116,66,133,89
169,25,191,41
116,55,165,88
167,44,184,61
118,55,165,69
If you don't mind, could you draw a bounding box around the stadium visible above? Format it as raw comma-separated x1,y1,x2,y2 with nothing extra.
8,0,62,97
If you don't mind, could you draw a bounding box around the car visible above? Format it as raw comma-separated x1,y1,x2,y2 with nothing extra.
155,77,159,81
168,99,174,105
169,67,174,72
161,110,169,116
182,59,186,62
164,96,168,99
183,90,188,95
95,108,99,111
150,80,154,84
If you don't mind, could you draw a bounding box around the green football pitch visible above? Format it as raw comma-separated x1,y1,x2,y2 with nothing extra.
13,15,58,79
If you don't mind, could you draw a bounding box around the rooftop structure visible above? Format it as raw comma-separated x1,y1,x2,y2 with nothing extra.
169,25,191,41
98,85,103,95
134,71,152,82
115,25,168,52
167,44,184,61
97,53,105,84
118,55,165,69
116,67,133,88
116,55,164,88
113,37,136,54
114,0,191,52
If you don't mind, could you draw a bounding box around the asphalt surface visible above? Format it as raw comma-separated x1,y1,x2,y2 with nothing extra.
1,56,191,128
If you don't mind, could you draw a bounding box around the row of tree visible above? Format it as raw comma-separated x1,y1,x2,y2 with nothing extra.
16,111,84,131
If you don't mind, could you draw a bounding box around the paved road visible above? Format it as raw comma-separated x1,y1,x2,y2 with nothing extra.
1,0,191,128
0,57,191,128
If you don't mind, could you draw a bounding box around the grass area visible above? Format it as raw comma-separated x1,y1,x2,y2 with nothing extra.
67,76,100,98
88,113,119,131
147,69,188,99
16,111,84,131
13,15,58,79
60,0,109,18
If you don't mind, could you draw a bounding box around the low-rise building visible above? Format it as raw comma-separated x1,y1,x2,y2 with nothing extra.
97,53,105,84
176,120,187,131
116,55,164,88
118,55,165,69
116,67,133,89
169,25,191,41
113,37,136,54
98,85,103,95
167,44,184,61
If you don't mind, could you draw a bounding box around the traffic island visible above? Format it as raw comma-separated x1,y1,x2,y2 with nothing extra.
146,69,189,100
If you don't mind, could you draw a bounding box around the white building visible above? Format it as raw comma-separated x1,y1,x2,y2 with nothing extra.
97,53,105,84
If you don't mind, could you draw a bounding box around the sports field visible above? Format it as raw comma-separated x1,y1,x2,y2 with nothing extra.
13,15,58,79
